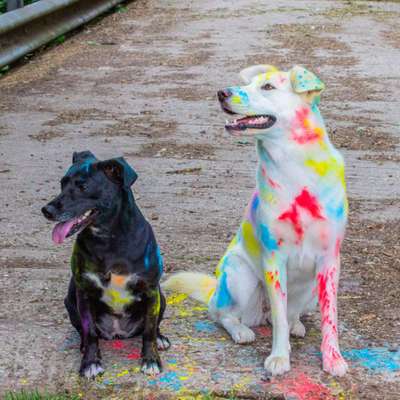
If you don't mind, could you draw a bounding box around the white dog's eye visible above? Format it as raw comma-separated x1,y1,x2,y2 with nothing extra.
261,83,276,91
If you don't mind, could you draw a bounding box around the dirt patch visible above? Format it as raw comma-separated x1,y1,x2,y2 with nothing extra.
129,141,216,159
322,2,397,21
341,218,400,343
359,152,400,162
29,131,65,143
270,23,355,64
329,124,398,151
0,256,68,269
93,116,178,139
382,28,400,49
44,109,114,127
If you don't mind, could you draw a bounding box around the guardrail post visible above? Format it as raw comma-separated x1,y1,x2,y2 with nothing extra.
7,0,24,12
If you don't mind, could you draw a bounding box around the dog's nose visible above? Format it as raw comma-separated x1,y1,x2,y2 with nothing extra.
217,89,232,103
41,204,56,220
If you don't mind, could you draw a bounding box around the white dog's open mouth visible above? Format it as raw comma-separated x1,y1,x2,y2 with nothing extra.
225,115,276,132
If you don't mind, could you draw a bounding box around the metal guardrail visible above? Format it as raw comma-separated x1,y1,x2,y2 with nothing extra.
0,0,125,68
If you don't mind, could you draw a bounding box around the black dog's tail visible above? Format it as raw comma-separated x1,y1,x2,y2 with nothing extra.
162,272,216,304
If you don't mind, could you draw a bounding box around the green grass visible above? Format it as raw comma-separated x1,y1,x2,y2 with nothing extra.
4,390,80,400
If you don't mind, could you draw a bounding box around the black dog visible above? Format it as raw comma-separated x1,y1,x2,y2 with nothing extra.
42,151,170,378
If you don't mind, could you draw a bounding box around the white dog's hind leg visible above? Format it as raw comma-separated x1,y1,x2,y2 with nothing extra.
209,253,265,344
263,253,291,376
220,314,256,344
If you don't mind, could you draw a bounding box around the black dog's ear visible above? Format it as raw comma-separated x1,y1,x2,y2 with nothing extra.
72,151,97,164
97,157,138,188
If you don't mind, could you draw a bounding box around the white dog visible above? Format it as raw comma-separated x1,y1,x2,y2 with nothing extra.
163,65,348,377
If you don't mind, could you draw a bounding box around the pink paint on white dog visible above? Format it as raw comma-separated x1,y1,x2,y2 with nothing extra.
163,65,348,377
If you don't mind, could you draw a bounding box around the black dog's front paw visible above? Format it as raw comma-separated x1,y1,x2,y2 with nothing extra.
141,354,162,376
79,360,104,379
157,334,171,351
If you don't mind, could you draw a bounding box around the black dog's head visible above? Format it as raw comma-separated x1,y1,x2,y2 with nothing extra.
41,151,138,244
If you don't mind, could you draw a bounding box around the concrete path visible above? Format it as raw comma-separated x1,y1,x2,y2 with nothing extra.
0,0,399,398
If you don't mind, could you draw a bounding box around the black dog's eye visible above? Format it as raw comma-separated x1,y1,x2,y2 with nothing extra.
261,83,276,91
75,180,87,191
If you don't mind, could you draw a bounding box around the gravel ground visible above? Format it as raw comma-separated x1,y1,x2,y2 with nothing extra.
0,0,399,398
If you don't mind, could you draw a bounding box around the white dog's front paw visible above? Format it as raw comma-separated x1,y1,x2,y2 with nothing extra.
230,325,256,344
323,355,348,377
290,320,306,337
264,354,291,376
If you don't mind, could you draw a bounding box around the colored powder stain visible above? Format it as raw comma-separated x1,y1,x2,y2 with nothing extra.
144,243,151,270
291,107,324,145
116,369,129,377
216,271,233,308
278,188,324,241
156,246,164,274
343,347,400,372
260,223,279,251
111,274,125,287
247,191,260,223
326,201,345,221
231,95,242,104
255,326,272,337
241,220,261,258
194,321,217,333
268,177,280,188
216,235,238,277
105,288,132,306
111,340,124,350
273,372,334,400
279,204,303,240
237,88,249,105
296,189,324,219
305,157,346,190
158,371,183,391
126,348,141,360
167,292,188,305
66,157,96,176
265,271,275,285
261,190,277,205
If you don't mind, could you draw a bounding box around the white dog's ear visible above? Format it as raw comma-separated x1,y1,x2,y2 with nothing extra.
290,66,325,104
240,65,278,84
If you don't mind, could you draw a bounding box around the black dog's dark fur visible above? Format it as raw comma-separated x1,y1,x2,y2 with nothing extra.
42,151,169,378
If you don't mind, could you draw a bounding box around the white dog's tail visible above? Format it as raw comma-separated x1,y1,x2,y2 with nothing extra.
162,272,217,304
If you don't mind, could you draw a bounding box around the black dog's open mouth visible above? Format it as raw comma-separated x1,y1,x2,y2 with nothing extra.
225,114,276,132
52,209,98,244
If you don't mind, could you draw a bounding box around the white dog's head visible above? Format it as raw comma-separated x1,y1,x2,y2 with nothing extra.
217,65,325,139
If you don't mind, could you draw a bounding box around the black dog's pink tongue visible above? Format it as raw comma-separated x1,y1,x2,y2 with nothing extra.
52,218,78,244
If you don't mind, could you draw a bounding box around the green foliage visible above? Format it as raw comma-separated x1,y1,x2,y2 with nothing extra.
0,64,10,77
4,390,80,400
115,4,127,13
53,34,66,45
0,0,6,14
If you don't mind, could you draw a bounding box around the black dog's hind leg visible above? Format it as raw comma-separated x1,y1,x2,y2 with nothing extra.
141,288,163,375
156,289,170,351
76,288,104,379
64,278,82,335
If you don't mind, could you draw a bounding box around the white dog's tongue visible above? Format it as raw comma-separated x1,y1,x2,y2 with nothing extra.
52,218,78,244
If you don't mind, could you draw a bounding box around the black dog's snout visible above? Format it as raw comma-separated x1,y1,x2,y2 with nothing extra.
42,204,57,220
217,89,232,103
